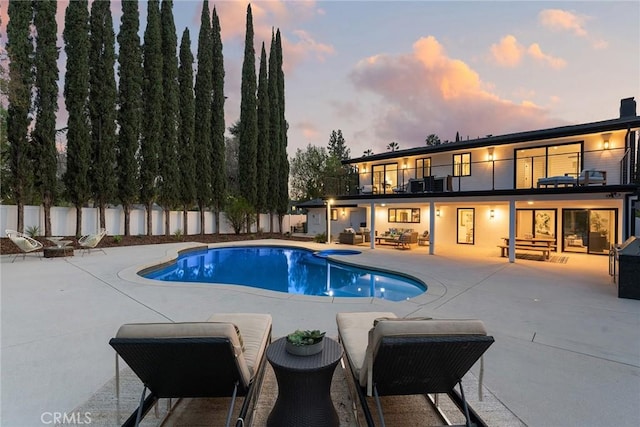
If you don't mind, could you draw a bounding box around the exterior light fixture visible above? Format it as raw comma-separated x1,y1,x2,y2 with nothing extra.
490,209,495,219
436,209,441,217
488,147,495,161
341,208,346,216
603,140,610,150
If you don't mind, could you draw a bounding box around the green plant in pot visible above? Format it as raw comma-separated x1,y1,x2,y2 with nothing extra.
285,329,326,356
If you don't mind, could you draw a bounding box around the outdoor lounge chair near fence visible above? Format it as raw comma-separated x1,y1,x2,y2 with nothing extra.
336,311,494,427
109,313,272,427
5,229,43,262
78,228,107,255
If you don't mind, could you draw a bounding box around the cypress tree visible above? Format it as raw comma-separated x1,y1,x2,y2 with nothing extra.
267,30,281,233
210,6,226,235
159,0,180,236
140,0,163,235
238,4,258,231
255,41,270,233
63,0,91,237
7,0,34,233
89,0,118,231
275,29,289,230
178,28,196,234
116,0,143,236
32,0,59,237
193,0,213,235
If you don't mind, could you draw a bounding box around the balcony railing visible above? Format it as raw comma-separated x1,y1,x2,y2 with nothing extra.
324,147,634,197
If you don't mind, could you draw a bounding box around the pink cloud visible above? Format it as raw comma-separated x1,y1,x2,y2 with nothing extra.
527,43,567,69
538,7,607,50
296,120,320,140
490,35,523,67
349,35,567,152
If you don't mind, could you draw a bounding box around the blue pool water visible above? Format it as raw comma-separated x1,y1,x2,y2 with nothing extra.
141,246,426,301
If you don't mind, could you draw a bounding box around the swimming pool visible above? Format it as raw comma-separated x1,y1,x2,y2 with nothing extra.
141,246,426,301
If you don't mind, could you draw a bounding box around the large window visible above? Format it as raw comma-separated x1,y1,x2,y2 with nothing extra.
372,163,398,194
515,142,582,189
563,208,616,254
457,208,475,244
416,158,431,179
388,208,420,223
516,209,557,239
453,153,471,177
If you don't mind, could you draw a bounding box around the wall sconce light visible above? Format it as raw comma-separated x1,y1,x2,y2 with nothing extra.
436,209,441,217
490,209,495,219
341,208,346,216
488,147,495,161
603,140,610,150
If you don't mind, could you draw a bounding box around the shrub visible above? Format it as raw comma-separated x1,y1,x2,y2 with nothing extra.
25,225,41,237
113,235,123,244
314,232,326,243
174,229,183,240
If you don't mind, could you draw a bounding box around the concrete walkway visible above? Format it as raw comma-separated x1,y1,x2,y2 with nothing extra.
1,240,639,426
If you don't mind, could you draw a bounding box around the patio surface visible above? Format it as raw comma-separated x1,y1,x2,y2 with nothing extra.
1,239,639,426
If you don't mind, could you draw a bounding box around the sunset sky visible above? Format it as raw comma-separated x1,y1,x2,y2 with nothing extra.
1,1,639,158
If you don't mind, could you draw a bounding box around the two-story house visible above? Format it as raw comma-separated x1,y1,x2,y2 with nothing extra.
306,97,639,262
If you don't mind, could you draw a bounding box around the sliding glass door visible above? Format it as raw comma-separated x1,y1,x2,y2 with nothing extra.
562,209,616,254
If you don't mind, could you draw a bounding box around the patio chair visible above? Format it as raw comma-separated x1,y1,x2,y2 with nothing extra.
5,229,43,262
336,311,494,427
78,228,107,255
109,313,272,427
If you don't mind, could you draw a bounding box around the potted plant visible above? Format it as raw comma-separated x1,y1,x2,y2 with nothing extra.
285,329,326,356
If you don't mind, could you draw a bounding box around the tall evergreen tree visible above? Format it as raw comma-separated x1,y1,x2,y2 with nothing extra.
238,4,258,232
328,130,349,160
89,0,118,231
275,29,289,230
193,1,213,235
210,6,226,235
6,0,34,233
63,0,91,237
178,28,196,234
267,30,281,233
159,0,180,236
140,0,163,235
32,0,58,237
255,41,270,232
116,0,143,236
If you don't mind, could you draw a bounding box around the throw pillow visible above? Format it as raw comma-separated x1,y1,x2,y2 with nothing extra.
373,316,433,327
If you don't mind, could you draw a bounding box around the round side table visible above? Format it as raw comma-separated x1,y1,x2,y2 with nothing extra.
266,336,343,427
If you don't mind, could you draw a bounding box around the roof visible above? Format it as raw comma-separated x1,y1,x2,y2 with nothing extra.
342,115,640,165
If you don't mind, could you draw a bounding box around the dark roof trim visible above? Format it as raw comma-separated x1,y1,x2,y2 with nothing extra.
343,116,640,165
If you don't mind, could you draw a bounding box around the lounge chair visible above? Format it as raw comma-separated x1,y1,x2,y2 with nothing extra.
78,228,107,255
336,312,494,427
5,229,43,262
109,313,272,427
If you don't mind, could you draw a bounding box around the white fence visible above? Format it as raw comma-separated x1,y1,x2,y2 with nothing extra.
0,204,307,238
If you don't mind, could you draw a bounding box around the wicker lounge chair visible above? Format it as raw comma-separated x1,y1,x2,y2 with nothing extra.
336,311,494,427
78,228,107,255
109,313,272,427
5,229,43,262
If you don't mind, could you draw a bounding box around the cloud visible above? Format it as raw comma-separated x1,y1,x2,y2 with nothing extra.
490,35,524,67
296,120,321,141
349,36,566,152
527,43,566,69
489,35,566,70
539,8,607,50
198,1,332,73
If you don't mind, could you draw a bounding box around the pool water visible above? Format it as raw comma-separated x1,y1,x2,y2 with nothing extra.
141,246,426,301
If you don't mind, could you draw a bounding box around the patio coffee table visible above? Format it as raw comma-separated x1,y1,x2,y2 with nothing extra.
266,336,343,427
44,238,74,258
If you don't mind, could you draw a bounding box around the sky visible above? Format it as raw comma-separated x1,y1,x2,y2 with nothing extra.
1,0,639,159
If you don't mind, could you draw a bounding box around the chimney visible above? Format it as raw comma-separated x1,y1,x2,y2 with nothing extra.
620,97,636,118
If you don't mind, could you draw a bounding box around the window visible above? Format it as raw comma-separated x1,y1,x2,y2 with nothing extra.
457,208,475,244
415,158,431,179
388,208,420,223
372,163,398,194
453,153,471,177
515,142,582,189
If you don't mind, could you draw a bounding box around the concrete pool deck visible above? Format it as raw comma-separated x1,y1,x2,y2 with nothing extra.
1,239,639,426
